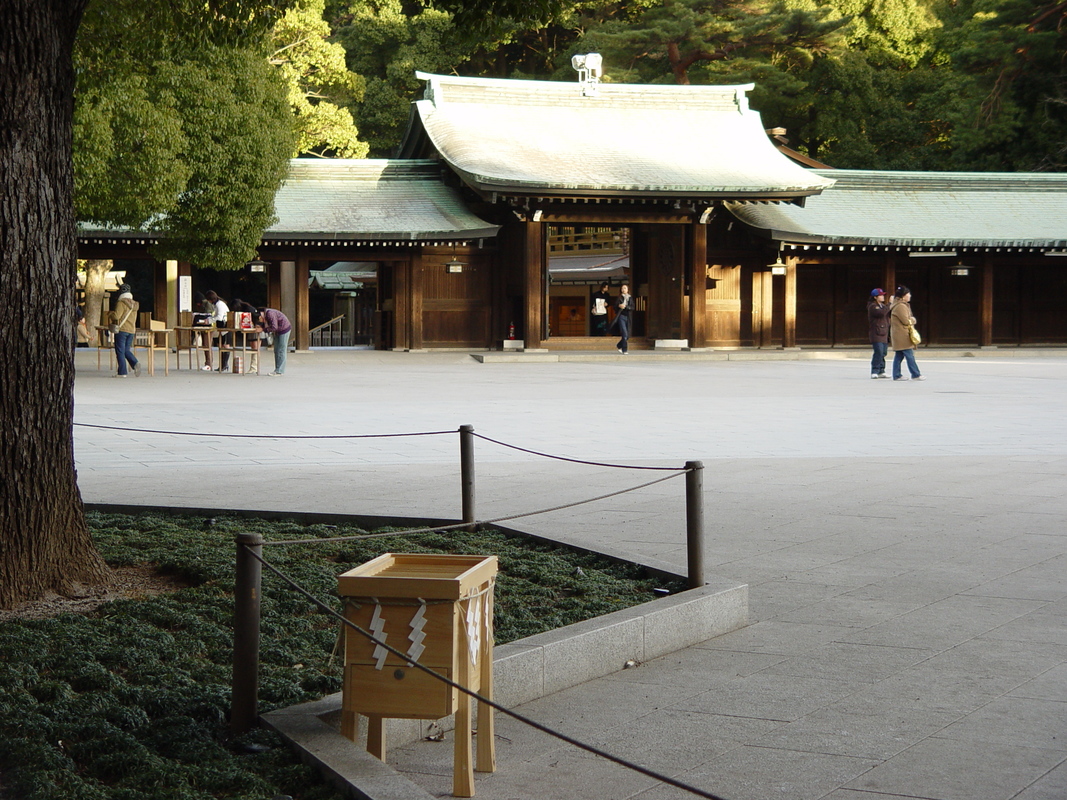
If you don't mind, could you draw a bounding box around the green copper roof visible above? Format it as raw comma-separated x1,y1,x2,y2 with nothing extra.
727,170,1067,248
265,159,499,243
407,73,834,201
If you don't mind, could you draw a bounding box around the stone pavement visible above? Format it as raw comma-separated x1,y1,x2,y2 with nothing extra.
73,347,1067,800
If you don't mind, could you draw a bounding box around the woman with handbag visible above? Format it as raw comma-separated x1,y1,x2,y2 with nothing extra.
108,284,140,377
889,286,925,382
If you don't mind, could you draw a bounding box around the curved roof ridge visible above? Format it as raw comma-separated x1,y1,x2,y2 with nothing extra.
407,73,832,199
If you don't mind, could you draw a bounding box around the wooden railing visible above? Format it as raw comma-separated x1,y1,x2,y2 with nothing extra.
548,227,629,254
309,315,348,347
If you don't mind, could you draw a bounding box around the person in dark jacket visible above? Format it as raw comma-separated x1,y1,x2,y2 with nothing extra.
613,284,633,354
867,288,891,379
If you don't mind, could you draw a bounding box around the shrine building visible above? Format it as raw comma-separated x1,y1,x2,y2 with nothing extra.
77,72,1067,351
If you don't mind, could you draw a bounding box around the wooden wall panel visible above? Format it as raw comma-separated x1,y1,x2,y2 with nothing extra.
796,264,834,345
1020,264,1067,343
705,262,741,347
835,264,883,345
418,248,493,347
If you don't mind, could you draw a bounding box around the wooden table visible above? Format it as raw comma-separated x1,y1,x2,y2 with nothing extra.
174,326,261,374
96,327,172,376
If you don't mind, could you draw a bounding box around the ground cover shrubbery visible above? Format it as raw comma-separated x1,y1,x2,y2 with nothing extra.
0,512,684,799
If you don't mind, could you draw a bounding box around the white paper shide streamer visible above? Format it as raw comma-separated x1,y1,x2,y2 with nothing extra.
406,602,428,665
369,604,389,670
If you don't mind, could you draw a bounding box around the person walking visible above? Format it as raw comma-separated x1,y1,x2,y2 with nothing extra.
254,308,291,375
108,284,140,378
613,283,633,354
867,288,890,379
590,282,611,336
890,286,925,381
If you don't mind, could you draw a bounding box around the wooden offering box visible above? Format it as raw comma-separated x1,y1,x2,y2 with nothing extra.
338,553,498,797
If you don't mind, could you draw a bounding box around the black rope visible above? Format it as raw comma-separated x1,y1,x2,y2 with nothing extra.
472,432,685,471
72,422,454,440
248,549,731,800
262,470,688,545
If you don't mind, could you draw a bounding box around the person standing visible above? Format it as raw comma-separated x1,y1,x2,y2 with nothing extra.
108,284,140,377
890,286,925,381
255,308,292,375
590,282,611,336
867,288,890,379
614,283,633,354
194,291,215,370
205,290,230,372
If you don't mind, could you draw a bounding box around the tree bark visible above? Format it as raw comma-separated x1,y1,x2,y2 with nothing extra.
0,0,110,607
81,259,111,346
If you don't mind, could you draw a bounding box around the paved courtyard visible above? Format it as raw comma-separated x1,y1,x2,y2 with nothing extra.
73,348,1067,800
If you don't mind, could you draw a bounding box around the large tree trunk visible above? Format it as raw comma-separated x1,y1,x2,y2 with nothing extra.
0,0,110,607
81,258,111,346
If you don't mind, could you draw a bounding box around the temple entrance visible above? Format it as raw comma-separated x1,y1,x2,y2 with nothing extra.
545,224,635,342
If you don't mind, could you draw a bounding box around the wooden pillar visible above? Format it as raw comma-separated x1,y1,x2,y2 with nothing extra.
295,256,310,352
153,261,168,325
752,269,773,347
783,255,797,348
884,252,897,298
267,262,282,311
393,259,412,351
411,252,424,350
523,221,544,348
686,222,707,348
980,254,994,347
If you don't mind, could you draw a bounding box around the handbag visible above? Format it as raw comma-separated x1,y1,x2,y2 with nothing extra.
110,303,134,335
908,325,922,346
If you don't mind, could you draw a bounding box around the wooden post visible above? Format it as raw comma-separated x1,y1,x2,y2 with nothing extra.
476,584,496,774
231,532,264,734
685,461,705,589
687,222,707,348
453,602,475,797
295,256,310,352
783,255,797,348
460,424,475,527
524,221,544,348
980,255,994,347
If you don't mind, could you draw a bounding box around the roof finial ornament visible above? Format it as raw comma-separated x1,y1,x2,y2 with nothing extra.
571,53,603,98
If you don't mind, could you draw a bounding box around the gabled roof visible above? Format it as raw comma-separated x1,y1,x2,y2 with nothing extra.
403,73,835,203
264,159,499,244
727,170,1067,249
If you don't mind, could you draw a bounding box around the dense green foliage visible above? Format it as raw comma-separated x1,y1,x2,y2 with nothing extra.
0,512,681,799
323,0,1065,170
73,0,298,270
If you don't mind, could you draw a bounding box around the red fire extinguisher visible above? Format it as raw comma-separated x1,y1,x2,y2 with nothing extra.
508,321,516,340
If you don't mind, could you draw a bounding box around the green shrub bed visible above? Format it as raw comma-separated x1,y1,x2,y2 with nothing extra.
0,512,684,800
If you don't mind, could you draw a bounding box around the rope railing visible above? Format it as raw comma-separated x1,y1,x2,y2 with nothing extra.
236,543,731,800
74,421,706,587
261,470,687,546
73,422,455,440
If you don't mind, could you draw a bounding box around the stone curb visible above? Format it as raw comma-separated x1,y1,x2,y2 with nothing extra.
471,346,1067,363
263,579,748,800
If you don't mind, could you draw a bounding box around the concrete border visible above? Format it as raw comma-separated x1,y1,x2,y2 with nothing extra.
264,579,747,800
471,346,1067,363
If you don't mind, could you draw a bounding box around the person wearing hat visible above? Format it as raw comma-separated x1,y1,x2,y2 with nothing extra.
867,288,890,378
890,286,925,381
107,284,140,377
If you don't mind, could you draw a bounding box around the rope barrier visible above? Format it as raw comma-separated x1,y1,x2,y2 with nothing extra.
72,422,455,440
261,470,688,546
249,549,731,800
471,431,685,471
